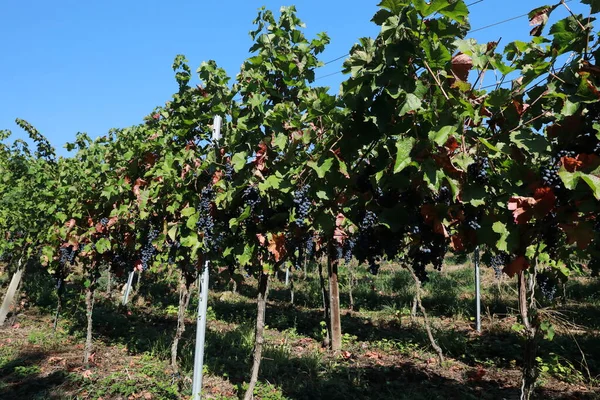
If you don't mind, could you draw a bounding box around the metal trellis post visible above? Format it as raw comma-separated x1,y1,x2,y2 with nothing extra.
474,246,481,333
192,260,210,399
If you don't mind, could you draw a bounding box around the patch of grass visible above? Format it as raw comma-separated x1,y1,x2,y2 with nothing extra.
13,365,41,377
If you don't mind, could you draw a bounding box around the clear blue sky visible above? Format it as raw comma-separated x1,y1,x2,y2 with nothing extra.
0,1,591,156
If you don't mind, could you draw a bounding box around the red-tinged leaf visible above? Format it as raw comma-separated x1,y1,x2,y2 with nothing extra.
562,156,583,172
530,25,544,37
586,79,600,99
433,220,448,237
578,153,600,170
420,204,437,224
486,41,499,53
547,116,584,139
143,152,158,167
330,148,350,179
467,366,487,382
479,104,492,118
579,60,600,76
123,232,134,247
341,351,352,360
11,323,20,329
134,260,143,272
181,163,192,180
95,223,105,234
503,255,529,277
512,100,530,116
365,350,383,359
256,233,266,246
185,141,196,151
433,153,460,174
65,219,76,229
529,8,550,26
133,178,147,197
445,136,460,152
560,223,594,250
268,233,286,262
81,369,93,379
152,113,160,120
508,196,534,224
334,213,347,245
533,187,556,217
450,234,465,252
254,142,268,171
213,170,223,184
451,52,472,81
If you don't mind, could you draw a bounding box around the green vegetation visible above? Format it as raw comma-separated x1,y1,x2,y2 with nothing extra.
1,0,600,399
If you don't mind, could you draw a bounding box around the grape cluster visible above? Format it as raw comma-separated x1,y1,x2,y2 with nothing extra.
468,157,490,184
542,150,576,191
489,252,509,278
408,224,421,234
243,186,263,222
408,226,448,282
59,245,78,265
435,186,452,205
464,207,482,231
224,164,234,181
293,185,310,228
541,164,562,190
197,187,216,247
536,273,557,302
541,212,561,256
167,240,181,264
110,250,131,271
360,211,377,229
140,228,158,270
343,237,356,264
554,150,576,162
467,218,481,231
305,236,315,257
100,218,109,226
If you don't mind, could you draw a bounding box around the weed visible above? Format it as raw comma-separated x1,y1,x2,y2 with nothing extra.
13,364,41,377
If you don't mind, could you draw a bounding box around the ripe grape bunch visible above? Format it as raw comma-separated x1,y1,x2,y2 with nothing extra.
409,227,448,282
435,186,452,206
197,187,216,247
167,240,181,264
59,245,78,265
541,150,575,190
536,273,557,302
541,164,562,190
293,185,310,228
489,252,509,278
224,164,234,181
468,156,490,184
305,235,315,258
140,228,158,271
343,237,356,264
464,207,482,231
100,217,109,227
466,217,481,231
243,186,263,222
